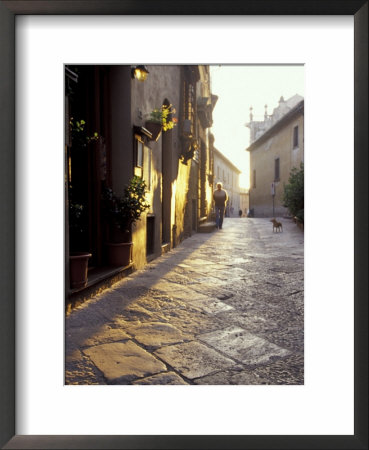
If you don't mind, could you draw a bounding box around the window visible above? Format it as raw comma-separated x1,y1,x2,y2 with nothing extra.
293,126,299,148
217,166,220,178
183,77,195,127
134,136,152,185
143,145,151,191
135,136,144,168
274,158,280,181
253,169,256,188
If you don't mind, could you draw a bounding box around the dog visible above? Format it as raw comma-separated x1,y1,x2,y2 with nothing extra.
270,218,283,232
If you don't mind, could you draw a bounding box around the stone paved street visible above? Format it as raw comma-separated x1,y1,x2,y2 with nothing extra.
65,217,304,385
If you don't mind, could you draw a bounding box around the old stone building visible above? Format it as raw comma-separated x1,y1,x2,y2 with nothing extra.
239,187,250,216
246,95,304,217
213,147,242,216
65,65,216,299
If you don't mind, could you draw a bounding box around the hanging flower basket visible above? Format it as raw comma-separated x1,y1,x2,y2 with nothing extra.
144,104,177,141
145,120,162,142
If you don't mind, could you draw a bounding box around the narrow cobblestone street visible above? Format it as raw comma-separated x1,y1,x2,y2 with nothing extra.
66,217,304,385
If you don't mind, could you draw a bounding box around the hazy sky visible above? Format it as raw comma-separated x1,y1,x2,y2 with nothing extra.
210,65,305,188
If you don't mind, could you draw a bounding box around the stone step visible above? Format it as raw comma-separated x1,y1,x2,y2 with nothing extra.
198,221,216,233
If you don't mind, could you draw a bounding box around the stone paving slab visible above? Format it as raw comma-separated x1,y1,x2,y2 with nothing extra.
154,341,236,380
132,372,189,385
184,258,218,266
198,326,291,366
149,284,192,299
83,341,167,384
67,307,108,330
261,327,304,353
215,310,279,335
132,293,188,312
160,273,204,286
253,353,304,385
66,323,130,349
154,306,224,335
65,218,304,385
187,297,234,315
189,283,234,299
114,303,155,322
65,349,106,385
194,368,269,385
122,321,192,349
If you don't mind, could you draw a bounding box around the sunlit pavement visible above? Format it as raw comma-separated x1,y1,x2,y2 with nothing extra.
65,217,304,385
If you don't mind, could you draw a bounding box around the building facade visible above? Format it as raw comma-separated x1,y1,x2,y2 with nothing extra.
246,95,304,217
65,65,216,297
213,147,242,216
239,187,250,216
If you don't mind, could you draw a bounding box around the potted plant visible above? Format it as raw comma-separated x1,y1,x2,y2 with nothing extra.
145,104,177,141
102,176,150,266
68,198,92,289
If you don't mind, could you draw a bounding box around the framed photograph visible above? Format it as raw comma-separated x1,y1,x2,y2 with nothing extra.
0,1,367,449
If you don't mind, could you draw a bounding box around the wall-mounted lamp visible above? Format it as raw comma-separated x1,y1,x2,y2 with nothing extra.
131,65,149,81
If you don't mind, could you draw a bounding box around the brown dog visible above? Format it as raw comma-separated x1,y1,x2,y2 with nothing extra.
270,218,283,232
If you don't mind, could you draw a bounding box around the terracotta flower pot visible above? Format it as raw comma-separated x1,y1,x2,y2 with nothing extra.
106,242,133,267
70,252,92,289
145,121,162,142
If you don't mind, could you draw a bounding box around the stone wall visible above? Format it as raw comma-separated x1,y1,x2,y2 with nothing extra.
248,112,304,218
213,151,241,215
130,66,182,268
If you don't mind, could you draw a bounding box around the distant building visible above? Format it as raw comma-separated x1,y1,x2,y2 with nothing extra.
245,95,304,217
213,147,242,216
239,187,250,216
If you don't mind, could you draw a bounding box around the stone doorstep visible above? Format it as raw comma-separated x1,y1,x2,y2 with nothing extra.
67,264,134,312
198,221,216,233
161,242,171,254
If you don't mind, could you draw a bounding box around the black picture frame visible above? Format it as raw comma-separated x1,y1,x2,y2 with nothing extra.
0,1,367,449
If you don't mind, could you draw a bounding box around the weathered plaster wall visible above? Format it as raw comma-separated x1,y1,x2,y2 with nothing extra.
249,113,304,217
130,66,183,268
213,153,242,214
116,65,216,270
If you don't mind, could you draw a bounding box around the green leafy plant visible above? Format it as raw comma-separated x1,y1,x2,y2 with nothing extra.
69,199,84,232
283,162,304,223
180,136,199,164
69,118,99,148
102,176,150,233
148,104,178,131
68,185,88,251
68,118,99,249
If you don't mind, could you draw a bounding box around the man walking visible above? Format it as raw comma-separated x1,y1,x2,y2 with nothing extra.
213,182,228,229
